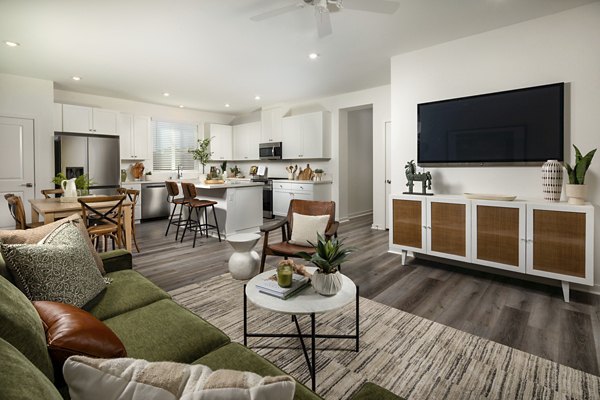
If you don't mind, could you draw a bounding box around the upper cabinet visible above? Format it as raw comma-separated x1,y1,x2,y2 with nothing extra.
62,104,118,135
233,122,261,161
281,111,331,159
209,124,233,161
119,113,150,160
260,107,284,143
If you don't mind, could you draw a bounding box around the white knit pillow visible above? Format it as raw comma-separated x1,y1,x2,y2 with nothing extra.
288,213,329,246
63,356,295,400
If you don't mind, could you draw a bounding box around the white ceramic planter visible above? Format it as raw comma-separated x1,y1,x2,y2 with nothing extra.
541,160,563,202
311,270,343,296
566,184,588,205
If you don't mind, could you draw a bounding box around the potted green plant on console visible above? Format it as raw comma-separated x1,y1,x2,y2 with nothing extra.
297,233,354,296
564,145,596,205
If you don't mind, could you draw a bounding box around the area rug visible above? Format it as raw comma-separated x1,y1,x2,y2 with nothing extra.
170,274,600,400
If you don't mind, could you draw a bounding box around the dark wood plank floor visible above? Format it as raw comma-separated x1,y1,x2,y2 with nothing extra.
132,214,600,376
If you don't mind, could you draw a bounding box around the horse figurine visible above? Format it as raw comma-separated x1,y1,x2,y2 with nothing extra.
404,160,432,195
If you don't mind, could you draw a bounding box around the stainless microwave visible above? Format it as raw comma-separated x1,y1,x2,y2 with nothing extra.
259,142,282,160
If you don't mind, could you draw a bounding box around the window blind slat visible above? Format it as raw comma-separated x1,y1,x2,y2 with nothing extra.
153,121,197,171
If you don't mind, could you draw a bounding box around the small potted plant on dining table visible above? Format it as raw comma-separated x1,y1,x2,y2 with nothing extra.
297,233,354,296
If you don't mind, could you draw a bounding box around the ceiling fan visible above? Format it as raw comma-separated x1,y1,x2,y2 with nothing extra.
250,0,400,38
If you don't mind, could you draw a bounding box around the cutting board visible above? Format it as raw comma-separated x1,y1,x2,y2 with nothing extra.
297,164,314,181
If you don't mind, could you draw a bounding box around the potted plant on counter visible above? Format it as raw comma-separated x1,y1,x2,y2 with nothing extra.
297,233,354,296
189,137,213,180
564,145,596,205
314,169,324,181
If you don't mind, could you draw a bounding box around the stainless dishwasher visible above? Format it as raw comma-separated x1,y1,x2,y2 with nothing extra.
141,183,170,220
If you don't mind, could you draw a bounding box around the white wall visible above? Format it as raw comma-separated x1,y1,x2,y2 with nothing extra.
54,89,235,180
0,73,55,200
346,107,373,217
391,3,600,290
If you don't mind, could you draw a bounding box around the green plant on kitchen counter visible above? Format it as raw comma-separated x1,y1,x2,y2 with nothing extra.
189,137,213,173
52,173,94,190
314,169,324,174
564,145,596,184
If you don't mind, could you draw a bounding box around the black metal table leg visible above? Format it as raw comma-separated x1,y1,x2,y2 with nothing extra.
243,285,247,347
356,285,360,352
311,312,316,391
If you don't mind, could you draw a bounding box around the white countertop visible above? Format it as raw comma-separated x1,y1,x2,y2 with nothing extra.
229,178,332,185
122,180,164,185
194,181,264,189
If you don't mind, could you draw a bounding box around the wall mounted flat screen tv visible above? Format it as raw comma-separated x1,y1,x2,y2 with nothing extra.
417,83,564,166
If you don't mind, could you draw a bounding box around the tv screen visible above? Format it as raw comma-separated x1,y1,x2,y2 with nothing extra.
417,83,564,166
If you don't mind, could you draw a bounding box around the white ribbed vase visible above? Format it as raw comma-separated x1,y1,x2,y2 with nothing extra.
541,160,563,202
311,270,343,296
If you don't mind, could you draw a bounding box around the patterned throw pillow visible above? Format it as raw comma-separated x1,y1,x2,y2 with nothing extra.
1,224,106,308
64,356,296,400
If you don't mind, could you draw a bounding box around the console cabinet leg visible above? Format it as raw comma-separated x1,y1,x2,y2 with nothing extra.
561,281,570,303
401,250,407,266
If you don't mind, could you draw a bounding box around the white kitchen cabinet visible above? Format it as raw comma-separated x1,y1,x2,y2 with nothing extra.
209,124,233,161
119,113,150,160
261,107,284,143
62,104,118,135
272,181,332,217
233,122,261,160
281,111,330,159
53,103,63,132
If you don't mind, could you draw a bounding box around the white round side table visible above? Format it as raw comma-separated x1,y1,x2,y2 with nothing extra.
227,233,261,280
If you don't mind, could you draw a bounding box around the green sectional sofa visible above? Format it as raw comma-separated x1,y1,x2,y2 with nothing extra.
0,250,401,400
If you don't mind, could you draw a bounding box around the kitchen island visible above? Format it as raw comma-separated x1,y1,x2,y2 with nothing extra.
178,180,263,239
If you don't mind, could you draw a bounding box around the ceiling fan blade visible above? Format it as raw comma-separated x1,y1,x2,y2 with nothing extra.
250,4,300,21
315,8,333,38
341,0,399,14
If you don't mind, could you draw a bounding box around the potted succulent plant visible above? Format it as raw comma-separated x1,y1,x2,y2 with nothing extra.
564,145,596,205
314,168,324,181
297,233,354,296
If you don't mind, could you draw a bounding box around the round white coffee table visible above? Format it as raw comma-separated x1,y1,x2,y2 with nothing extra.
227,233,261,280
244,267,359,392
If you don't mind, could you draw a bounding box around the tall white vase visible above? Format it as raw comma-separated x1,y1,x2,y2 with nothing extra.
541,160,563,202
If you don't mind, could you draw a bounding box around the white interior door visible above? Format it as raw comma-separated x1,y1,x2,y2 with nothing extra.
0,117,35,229
385,121,391,229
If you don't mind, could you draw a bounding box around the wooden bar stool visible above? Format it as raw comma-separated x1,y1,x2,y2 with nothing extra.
116,187,140,253
164,181,188,240
179,182,221,248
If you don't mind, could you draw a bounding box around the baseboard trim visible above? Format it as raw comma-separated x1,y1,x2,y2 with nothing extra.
347,209,373,219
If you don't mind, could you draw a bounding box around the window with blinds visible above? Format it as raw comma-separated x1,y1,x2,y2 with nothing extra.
153,121,197,171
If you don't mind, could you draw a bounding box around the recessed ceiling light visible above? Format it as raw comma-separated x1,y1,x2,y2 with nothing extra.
225,104,231,108
72,76,81,81
163,92,170,97
179,105,184,108
4,41,20,47
254,95,261,101
308,52,319,60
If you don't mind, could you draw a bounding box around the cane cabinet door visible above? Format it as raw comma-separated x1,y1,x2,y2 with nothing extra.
472,201,526,273
526,204,594,285
390,195,426,253
426,198,471,262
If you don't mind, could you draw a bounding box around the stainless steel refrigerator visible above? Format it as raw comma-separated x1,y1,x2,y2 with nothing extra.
54,133,120,195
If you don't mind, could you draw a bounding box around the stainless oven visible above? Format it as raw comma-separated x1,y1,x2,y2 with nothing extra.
259,142,282,160
251,177,275,219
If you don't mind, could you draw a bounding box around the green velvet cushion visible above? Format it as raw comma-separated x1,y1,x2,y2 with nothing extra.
193,342,322,400
0,275,54,382
0,252,13,284
99,249,133,273
104,299,230,363
350,382,404,400
87,269,170,320
0,338,62,400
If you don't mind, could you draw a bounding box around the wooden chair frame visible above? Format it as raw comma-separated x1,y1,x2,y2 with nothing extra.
4,193,43,230
41,188,64,199
116,188,140,252
78,195,126,251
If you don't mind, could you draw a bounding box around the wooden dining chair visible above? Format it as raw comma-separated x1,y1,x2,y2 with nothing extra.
259,199,339,273
116,187,140,252
4,194,44,230
78,195,126,252
41,188,64,199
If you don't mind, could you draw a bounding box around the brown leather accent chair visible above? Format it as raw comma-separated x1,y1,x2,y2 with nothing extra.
78,195,126,252
41,188,64,199
4,193,44,230
165,180,189,240
260,199,339,273
116,188,140,253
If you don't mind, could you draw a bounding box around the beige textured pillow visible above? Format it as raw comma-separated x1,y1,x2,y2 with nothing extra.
0,214,104,275
64,356,296,400
289,213,329,246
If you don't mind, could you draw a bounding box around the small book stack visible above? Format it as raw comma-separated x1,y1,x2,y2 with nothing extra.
256,274,310,300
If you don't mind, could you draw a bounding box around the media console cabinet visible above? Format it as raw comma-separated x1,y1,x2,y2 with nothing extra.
388,194,594,302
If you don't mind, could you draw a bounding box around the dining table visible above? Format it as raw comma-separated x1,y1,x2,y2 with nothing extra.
29,198,133,252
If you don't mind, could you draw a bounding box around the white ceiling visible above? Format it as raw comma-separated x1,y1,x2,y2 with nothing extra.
0,0,597,114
